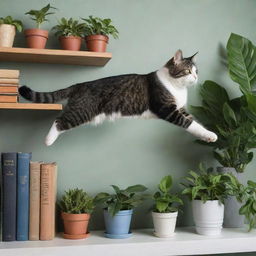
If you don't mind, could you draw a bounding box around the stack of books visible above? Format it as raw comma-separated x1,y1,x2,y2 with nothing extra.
0,69,19,103
1,152,57,242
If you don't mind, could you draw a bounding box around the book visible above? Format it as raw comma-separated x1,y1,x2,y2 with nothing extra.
0,84,19,87
1,152,17,241
29,161,42,241
16,152,31,241
40,163,57,240
0,79,19,84
0,95,18,103
0,86,18,94
0,69,19,79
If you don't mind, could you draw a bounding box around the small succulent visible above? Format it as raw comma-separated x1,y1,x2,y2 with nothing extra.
59,188,94,214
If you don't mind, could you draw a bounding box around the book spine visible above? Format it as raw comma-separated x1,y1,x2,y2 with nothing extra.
40,163,57,240
2,152,17,241
0,70,19,78
16,152,31,241
0,86,18,93
0,79,19,84
29,162,41,241
0,95,18,103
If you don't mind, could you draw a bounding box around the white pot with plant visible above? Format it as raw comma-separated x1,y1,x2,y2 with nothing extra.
0,16,23,47
52,18,86,51
182,163,241,236
151,175,183,238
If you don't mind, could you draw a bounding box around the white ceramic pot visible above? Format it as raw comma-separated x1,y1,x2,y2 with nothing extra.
152,211,178,238
0,24,16,47
192,200,224,236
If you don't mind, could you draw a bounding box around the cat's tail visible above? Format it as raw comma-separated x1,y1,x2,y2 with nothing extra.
19,85,74,103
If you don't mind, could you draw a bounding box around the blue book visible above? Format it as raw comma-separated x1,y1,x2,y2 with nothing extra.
2,152,17,241
16,152,31,241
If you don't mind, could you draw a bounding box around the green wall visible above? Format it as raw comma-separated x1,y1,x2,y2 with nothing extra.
1,0,256,253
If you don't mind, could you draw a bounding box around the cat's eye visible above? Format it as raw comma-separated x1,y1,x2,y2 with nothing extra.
186,70,191,74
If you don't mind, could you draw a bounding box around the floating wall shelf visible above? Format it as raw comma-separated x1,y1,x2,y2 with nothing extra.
0,47,112,66
0,103,62,110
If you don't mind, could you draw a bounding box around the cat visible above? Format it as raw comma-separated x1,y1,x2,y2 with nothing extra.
19,50,217,146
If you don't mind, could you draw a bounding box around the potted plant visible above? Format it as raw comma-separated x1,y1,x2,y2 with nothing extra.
181,164,241,236
82,16,119,52
52,18,86,51
59,188,94,239
0,16,23,47
190,33,256,227
94,184,147,239
239,180,256,231
151,175,183,238
24,4,56,49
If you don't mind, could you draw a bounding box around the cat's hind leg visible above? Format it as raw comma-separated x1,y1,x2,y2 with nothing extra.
45,121,64,146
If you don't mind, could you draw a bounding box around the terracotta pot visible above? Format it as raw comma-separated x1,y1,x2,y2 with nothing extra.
0,24,16,47
59,36,82,51
61,212,90,239
85,34,109,52
24,29,48,49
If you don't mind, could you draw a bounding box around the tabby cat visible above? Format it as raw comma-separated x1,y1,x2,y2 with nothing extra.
19,50,217,146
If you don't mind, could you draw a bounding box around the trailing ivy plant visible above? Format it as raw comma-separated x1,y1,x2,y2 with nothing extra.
239,180,256,231
0,16,23,32
25,4,56,29
94,184,147,216
152,175,183,213
52,18,86,37
59,188,94,214
82,16,119,39
191,34,256,173
181,163,242,203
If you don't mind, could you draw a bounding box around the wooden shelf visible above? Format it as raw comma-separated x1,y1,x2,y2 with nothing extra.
0,47,112,66
0,103,62,110
0,227,255,256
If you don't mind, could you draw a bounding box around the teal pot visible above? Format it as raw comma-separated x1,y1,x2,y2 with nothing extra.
103,209,133,239
217,167,245,228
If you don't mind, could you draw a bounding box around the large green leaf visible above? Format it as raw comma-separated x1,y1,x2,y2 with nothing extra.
227,33,256,93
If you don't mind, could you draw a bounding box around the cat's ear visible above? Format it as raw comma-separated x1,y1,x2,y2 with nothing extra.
189,52,198,62
173,49,183,64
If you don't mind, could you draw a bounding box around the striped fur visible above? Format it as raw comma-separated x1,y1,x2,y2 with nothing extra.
19,50,217,146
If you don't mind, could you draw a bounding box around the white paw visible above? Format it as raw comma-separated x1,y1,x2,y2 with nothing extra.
201,131,218,143
45,135,56,146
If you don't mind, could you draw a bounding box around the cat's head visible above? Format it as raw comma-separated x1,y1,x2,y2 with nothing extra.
165,50,198,87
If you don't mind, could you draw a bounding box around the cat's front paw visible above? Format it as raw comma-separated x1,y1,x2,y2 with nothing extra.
201,131,218,143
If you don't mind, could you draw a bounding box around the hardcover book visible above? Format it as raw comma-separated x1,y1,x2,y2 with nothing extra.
0,95,18,103
2,152,17,241
40,163,57,240
0,86,18,94
29,161,42,241
16,152,32,241
0,69,19,79
0,79,19,84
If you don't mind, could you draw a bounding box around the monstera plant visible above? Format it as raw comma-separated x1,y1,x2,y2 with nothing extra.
191,33,256,174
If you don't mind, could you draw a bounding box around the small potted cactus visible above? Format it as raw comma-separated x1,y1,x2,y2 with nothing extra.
52,18,86,51
82,16,119,52
0,16,23,47
95,184,147,239
151,175,183,238
59,188,94,239
24,4,56,49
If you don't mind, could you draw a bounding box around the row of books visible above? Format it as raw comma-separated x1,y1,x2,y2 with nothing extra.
0,69,20,103
1,152,57,241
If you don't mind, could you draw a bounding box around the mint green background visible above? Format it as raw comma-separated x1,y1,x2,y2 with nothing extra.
1,0,256,254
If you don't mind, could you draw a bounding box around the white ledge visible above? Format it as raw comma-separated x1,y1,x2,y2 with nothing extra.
0,227,256,256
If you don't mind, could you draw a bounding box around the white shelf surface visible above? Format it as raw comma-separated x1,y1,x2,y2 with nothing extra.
1,227,256,256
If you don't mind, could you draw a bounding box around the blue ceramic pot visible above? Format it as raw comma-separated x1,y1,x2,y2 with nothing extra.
104,209,133,236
